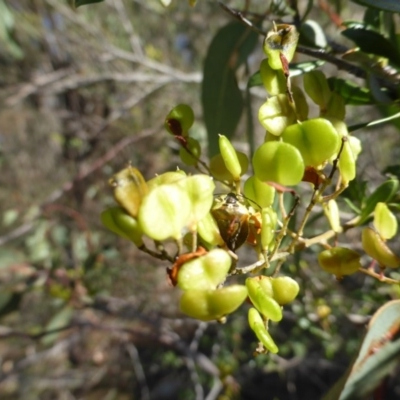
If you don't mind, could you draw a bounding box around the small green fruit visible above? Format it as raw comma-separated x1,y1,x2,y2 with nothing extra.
180,285,248,321
263,24,299,70
147,170,187,191
164,104,194,136
258,94,297,136
260,207,277,250
292,86,309,121
318,247,361,278
303,70,331,110
338,140,356,185
138,182,191,240
260,58,286,95
219,135,242,181
177,248,231,291
246,277,282,321
210,152,249,182
109,166,148,218
253,141,305,186
281,118,339,168
101,207,143,246
243,176,275,208
248,307,279,353
323,199,342,233
197,212,225,248
362,227,400,268
270,276,300,305
373,203,398,240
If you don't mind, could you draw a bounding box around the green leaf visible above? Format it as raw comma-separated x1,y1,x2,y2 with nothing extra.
248,60,325,88
351,0,400,13
299,20,328,48
202,22,258,156
73,0,104,7
342,178,367,212
359,178,399,224
338,300,400,400
348,111,400,132
328,78,372,105
341,27,400,67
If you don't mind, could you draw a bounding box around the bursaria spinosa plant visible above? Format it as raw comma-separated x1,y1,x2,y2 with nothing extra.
102,22,400,355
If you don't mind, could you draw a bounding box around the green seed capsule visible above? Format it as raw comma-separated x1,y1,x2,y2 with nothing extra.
281,118,339,168
253,141,304,186
177,248,231,291
303,70,331,110
179,285,248,321
362,227,400,268
292,86,309,121
197,212,225,248
374,203,398,240
260,58,286,95
246,277,282,321
263,24,299,70
260,207,277,250
218,135,242,181
258,94,297,136
164,104,195,136
248,308,279,353
101,207,143,246
209,152,249,182
318,247,362,278
270,276,300,305
109,166,148,218
338,140,356,185
243,176,276,209
323,199,342,233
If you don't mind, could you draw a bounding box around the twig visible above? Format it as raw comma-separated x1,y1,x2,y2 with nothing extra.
184,355,205,400
112,0,144,57
218,1,400,86
190,322,208,353
5,67,76,106
358,268,400,285
45,0,198,82
125,342,150,400
205,379,224,400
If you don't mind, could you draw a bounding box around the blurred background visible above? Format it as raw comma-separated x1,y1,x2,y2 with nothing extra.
0,0,400,399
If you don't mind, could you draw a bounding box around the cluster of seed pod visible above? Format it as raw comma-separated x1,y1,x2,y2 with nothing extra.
101,23,400,355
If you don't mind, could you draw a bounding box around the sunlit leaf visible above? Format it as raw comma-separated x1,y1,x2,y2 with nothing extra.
341,27,400,67
299,20,328,48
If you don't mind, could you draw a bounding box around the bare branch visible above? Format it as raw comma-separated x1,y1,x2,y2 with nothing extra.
126,342,150,400
0,128,158,247
112,0,144,57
